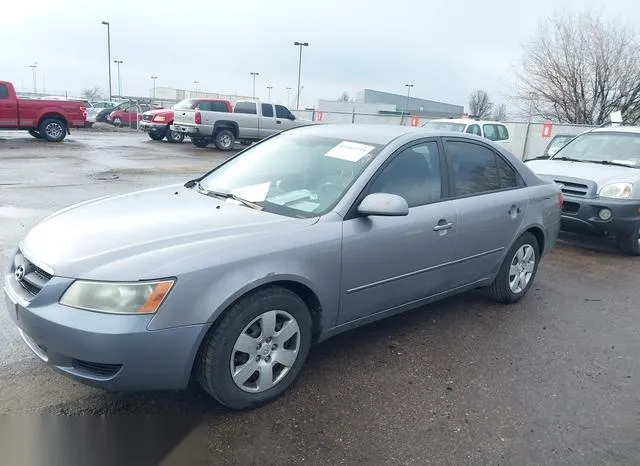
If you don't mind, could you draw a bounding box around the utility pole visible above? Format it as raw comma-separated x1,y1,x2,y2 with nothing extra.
286,87,292,107
403,83,414,124
101,21,112,100
267,85,273,102
293,41,309,110
193,80,199,96
250,72,259,99
113,60,123,97
29,62,38,94
150,76,158,98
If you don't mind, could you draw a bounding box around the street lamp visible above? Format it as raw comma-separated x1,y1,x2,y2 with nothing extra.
193,80,199,95
29,62,38,94
266,85,273,102
286,87,292,107
101,21,112,100
113,60,123,97
404,83,414,124
293,41,309,110
250,72,259,99
150,76,158,98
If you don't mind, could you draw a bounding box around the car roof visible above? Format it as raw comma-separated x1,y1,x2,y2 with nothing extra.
290,123,436,145
590,126,640,134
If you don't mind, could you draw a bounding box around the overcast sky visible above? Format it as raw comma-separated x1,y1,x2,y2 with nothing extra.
2,0,639,110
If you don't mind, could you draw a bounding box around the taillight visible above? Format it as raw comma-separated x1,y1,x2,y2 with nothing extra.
195,111,202,124
557,191,564,209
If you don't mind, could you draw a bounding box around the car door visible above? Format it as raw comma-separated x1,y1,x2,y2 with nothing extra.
442,138,529,286
233,102,259,139
260,103,278,136
339,140,458,325
0,84,18,127
275,105,295,130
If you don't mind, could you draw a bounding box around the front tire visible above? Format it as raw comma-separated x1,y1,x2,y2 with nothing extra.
38,118,67,142
166,127,185,143
214,129,235,151
191,137,209,148
488,232,539,304
198,287,312,410
618,225,640,256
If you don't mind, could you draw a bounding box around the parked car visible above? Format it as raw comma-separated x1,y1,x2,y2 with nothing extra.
4,124,561,409
108,103,151,127
0,80,86,141
140,98,232,143
95,102,122,123
423,119,512,151
526,125,640,255
171,100,312,150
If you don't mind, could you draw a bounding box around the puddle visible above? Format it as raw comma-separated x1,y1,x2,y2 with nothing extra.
0,206,43,219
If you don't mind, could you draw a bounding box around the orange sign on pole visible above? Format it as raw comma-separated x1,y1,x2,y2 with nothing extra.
410,116,419,127
542,122,553,138
316,111,324,122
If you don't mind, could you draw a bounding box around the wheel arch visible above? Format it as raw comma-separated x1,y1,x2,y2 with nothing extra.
213,120,239,138
37,112,69,129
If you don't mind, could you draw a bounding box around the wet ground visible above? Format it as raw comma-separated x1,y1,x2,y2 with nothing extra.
1,129,639,465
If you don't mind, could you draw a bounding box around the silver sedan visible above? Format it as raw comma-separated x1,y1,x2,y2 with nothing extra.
4,124,561,409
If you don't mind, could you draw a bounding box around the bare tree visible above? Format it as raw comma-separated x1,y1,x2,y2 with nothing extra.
338,91,350,102
514,11,640,125
81,86,104,101
469,89,494,118
493,103,508,121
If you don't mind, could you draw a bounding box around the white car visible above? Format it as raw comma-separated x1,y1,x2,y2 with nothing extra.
423,119,512,151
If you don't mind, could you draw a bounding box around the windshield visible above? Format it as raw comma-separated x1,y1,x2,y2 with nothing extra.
545,135,574,156
173,99,198,110
422,122,466,132
553,131,640,166
199,134,383,217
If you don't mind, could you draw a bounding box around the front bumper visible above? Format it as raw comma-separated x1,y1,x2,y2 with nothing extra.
560,196,640,236
3,265,209,392
139,120,168,134
170,124,199,135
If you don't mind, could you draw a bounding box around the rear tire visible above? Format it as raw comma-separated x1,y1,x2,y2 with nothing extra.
198,287,312,410
214,129,235,151
618,225,640,256
148,132,165,141
28,129,42,139
488,232,539,304
166,127,185,143
191,137,209,148
38,118,67,142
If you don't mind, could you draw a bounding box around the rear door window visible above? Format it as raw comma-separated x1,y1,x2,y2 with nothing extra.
261,103,274,117
234,102,257,114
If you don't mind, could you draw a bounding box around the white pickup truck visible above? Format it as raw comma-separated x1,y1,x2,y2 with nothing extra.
171,100,312,150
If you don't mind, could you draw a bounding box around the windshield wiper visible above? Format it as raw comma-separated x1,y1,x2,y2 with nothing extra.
550,156,586,163
586,160,639,169
194,183,263,210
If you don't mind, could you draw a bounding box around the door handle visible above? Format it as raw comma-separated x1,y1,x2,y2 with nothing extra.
276,120,282,124
433,221,454,231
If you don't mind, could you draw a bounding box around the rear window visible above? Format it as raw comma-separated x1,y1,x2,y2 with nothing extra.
423,121,466,132
235,102,257,114
173,99,198,110
211,101,229,112
0,84,9,99
483,124,509,141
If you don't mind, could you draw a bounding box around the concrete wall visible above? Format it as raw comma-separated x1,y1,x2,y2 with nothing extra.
291,109,595,160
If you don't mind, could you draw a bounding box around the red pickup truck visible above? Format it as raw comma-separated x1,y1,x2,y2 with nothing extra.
139,98,232,143
0,80,87,142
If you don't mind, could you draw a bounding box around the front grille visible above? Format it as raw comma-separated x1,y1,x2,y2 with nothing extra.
555,180,588,197
12,250,53,297
72,359,122,377
562,201,580,214
142,114,154,121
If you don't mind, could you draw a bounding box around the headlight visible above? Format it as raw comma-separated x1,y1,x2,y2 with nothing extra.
153,115,166,122
599,183,633,199
60,280,175,314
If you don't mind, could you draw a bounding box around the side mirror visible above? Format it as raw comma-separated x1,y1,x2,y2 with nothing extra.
288,113,296,120
357,193,409,217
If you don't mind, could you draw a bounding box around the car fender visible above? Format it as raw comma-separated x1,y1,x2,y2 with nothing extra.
34,106,72,127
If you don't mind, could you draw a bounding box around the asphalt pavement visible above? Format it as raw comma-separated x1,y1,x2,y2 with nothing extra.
1,128,639,465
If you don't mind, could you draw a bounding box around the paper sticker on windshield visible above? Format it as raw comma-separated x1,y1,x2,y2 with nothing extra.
231,182,271,202
325,141,375,162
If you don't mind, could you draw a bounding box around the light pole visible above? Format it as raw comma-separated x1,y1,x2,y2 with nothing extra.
150,76,157,98
101,21,112,100
29,62,38,94
250,72,259,99
267,86,273,102
193,80,199,96
286,87,292,107
113,60,123,97
403,83,414,124
293,41,309,110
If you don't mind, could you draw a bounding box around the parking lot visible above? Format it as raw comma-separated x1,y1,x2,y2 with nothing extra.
1,129,640,464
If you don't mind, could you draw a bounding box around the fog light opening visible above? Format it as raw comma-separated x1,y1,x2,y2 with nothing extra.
599,208,613,221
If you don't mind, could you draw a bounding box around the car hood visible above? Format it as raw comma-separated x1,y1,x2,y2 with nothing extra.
143,109,172,117
21,184,317,280
525,159,640,186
